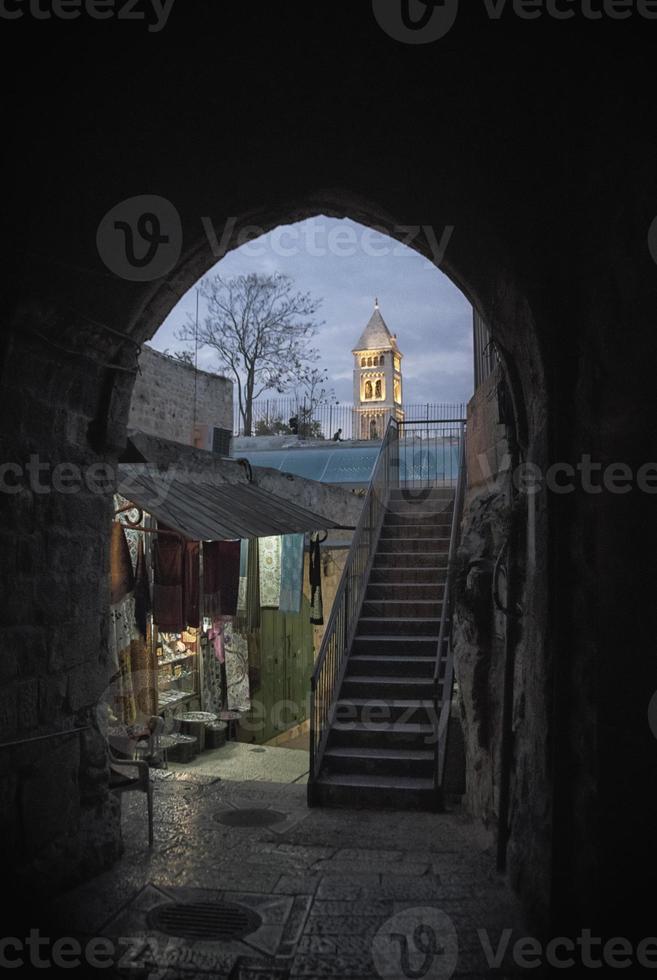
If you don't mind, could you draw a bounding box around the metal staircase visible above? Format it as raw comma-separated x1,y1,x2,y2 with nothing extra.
308,418,466,810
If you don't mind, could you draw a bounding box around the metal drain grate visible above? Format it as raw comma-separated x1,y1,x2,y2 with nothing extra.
147,901,262,940
214,808,287,827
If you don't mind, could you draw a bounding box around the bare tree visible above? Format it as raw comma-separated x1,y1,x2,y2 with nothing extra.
296,367,337,437
175,272,323,435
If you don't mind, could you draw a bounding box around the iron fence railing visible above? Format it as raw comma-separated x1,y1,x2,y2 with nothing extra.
307,418,400,803
234,399,466,439
434,422,467,800
398,418,465,487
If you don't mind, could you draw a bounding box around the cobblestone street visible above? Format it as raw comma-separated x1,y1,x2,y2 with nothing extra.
40,772,529,979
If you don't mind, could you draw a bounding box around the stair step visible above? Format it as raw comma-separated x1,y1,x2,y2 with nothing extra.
312,772,437,809
377,539,450,554
384,511,453,526
326,719,436,751
332,689,437,730
347,654,437,676
369,566,448,583
380,525,451,538
322,745,435,778
357,618,441,636
351,636,445,656
334,697,435,726
374,553,448,568
361,599,443,618
366,583,443,600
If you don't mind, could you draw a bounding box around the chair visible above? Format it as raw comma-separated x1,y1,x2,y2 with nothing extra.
108,743,154,848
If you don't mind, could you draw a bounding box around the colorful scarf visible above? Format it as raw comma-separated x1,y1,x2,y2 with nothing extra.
258,536,282,608
279,534,305,614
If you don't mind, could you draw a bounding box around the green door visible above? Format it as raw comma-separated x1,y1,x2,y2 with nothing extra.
239,595,315,743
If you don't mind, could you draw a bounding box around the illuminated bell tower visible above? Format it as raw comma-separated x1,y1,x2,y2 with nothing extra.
352,299,404,440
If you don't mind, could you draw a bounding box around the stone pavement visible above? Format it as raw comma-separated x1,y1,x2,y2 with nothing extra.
40,772,531,979
168,741,310,784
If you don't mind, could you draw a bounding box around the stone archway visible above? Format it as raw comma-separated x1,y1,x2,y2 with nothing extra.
4,7,657,944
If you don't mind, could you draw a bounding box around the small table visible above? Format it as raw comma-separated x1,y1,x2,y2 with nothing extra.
176,711,218,752
218,709,242,742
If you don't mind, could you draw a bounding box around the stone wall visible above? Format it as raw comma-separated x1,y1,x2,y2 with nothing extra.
128,346,233,447
0,331,124,910
453,363,553,927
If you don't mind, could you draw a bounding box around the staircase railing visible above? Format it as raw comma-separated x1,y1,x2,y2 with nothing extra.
434,421,467,803
308,417,400,804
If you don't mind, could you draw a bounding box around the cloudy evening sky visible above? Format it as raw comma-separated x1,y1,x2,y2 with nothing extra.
152,217,473,406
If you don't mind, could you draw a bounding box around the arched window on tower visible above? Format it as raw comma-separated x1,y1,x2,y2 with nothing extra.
361,356,366,367
380,354,384,365
375,379,382,399
367,357,373,367
365,380,373,400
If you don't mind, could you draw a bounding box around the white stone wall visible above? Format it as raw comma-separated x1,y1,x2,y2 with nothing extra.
128,346,233,447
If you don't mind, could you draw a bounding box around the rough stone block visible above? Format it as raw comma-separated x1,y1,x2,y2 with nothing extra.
66,662,110,714
20,738,81,850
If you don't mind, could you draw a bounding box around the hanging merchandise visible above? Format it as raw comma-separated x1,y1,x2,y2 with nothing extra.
279,533,305,614
129,633,158,718
223,619,251,712
207,620,225,663
152,527,184,632
245,538,261,631
309,531,327,625
108,523,137,724
184,539,201,628
203,540,241,617
110,521,135,605
258,536,282,608
133,537,151,640
237,539,248,615
201,627,224,716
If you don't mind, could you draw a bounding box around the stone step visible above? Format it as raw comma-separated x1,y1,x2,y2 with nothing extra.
383,511,453,526
369,566,448,584
351,635,446,656
341,674,436,700
377,538,450,554
374,552,448,568
347,654,437,677
356,618,441,637
312,771,437,810
322,745,435,778
361,598,444,618
389,488,455,500
380,523,452,538
366,582,443,601
334,697,436,726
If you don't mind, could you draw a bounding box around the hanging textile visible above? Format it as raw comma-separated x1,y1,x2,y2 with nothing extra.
110,523,134,605
129,635,158,718
223,620,251,712
184,539,200,628
133,537,151,640
246,538,261,631
237,539,248,615
201,632,224,715
279,534,305,614
309,531,326,625
207,619,225,663
203,540,241,617
258,536,282,608
108,596,137,724
152,527,184,632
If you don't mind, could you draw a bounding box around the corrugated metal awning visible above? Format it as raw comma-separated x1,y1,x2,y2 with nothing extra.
118,464,342,540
